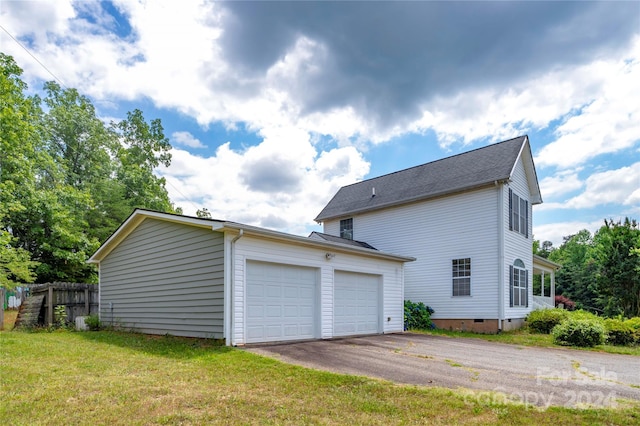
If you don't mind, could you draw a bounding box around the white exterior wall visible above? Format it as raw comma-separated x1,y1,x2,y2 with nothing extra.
503,157,534,319
228,233,405,345
325,186,500,319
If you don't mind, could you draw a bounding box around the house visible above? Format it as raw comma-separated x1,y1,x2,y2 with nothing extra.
88,209,414,345
314,135,557,332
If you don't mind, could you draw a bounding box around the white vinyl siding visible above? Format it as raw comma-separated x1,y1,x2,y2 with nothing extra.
100,218,224,338
503,157,534,319
231,234,404,345
325,186,499,319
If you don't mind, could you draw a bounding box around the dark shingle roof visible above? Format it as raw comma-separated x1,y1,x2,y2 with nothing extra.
315,136,531,222
309,231,378,250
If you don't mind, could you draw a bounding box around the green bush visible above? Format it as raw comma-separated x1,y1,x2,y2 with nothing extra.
568,309,604,322
84,314,102,331
552,319,606,347
526,308,569,334
624,317,640,330
604,319,635,346
404,300,434,330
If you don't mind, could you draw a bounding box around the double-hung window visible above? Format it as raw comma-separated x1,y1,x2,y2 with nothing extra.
510,259,528,307
452,258,471,296
340,218,353,240
509,189,529,237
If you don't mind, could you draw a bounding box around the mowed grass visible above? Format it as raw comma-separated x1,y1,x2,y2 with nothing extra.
415,328,640,356
1,331,639,425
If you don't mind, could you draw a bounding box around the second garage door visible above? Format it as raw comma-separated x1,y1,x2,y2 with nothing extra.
334,271,381,337
246,261,317,343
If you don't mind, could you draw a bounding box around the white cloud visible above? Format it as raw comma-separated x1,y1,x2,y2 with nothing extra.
536,38,640,169
157,128,369,234
171,131,206,149
533,220,604,247
564,162,640,209
539,170,583,200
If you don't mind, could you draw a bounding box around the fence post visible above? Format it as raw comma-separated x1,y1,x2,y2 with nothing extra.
84,287,89,315
47,285,53,325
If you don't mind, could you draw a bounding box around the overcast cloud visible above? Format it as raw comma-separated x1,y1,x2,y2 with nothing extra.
1,0,638,244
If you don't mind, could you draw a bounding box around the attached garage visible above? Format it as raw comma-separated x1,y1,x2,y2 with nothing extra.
89,209,414,345
334,271,380,337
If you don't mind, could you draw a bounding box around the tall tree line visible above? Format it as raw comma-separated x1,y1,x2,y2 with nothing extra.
535,218,640,318
1,53,177,287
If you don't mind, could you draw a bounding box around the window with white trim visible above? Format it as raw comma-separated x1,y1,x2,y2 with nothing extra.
340,218,353,240
510,259,528,307
452,258,471,296
509,189,529,237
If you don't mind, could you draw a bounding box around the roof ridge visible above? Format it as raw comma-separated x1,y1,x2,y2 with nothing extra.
339,135,527,188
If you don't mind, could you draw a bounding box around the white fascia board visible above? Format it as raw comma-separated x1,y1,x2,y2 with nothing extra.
220,222,415,263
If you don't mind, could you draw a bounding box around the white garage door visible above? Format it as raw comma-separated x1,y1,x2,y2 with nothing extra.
334,271,380,336
246,261,317,343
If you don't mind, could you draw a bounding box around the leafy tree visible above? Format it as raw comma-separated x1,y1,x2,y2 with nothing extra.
533,239,554,258
196,208,212,219
593,218,640,317
113,109,173,213
548,230,600,312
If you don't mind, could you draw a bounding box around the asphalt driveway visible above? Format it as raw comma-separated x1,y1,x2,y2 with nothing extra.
247,333,640,408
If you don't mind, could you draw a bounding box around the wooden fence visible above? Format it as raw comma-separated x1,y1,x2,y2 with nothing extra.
22,282,98,326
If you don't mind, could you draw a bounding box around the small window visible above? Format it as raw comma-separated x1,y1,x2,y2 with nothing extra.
509,189,529,237
452,258,471,296
340,218,353,240
510,259,528,307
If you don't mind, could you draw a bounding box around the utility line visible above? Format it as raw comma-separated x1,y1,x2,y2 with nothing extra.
0,24,67,88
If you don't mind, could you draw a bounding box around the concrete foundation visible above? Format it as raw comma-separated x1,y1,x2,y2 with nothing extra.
432,317,526,334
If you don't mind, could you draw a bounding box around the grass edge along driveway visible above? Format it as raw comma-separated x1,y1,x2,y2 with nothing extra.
1,330,639,425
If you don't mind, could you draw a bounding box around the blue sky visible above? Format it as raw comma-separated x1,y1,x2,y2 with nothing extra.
1,1,639,246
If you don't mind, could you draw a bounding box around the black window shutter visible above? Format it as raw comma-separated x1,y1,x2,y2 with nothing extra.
508,189,513,231
525,270,529,307
509,265,514,307
525,200,529,238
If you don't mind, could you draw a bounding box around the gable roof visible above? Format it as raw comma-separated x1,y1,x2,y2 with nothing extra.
88,209,414,264
315,135,542,222
309,231,378,250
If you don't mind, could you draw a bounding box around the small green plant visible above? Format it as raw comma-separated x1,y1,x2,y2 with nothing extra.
54,305,68,328
552,318,606,347
84,314,102,331
404,300,434,330
604,318,635,346
526,308,569,334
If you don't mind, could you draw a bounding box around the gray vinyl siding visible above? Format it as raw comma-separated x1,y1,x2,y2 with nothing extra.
100,218,224,338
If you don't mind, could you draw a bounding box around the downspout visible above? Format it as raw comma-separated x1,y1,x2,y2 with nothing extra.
496,180,505,332
228,229,244,346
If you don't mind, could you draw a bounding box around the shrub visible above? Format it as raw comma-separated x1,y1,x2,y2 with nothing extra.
604,319,635,346
624,317,640,330
526,308,569,334
404,300,434,330
554,295,575,310
568,309,604,323
552,319,606,347
84,314,102,331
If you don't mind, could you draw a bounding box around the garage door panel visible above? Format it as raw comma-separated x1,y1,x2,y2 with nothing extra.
246,261,317,343
334,271,380,337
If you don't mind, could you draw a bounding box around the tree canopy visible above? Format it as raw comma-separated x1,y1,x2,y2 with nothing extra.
0,53,178,286
539,218,640,318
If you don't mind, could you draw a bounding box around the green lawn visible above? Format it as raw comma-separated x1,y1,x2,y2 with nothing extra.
1,330,639,425
415,328,640,356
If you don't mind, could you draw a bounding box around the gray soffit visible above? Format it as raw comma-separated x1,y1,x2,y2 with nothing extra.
315,135,530,222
